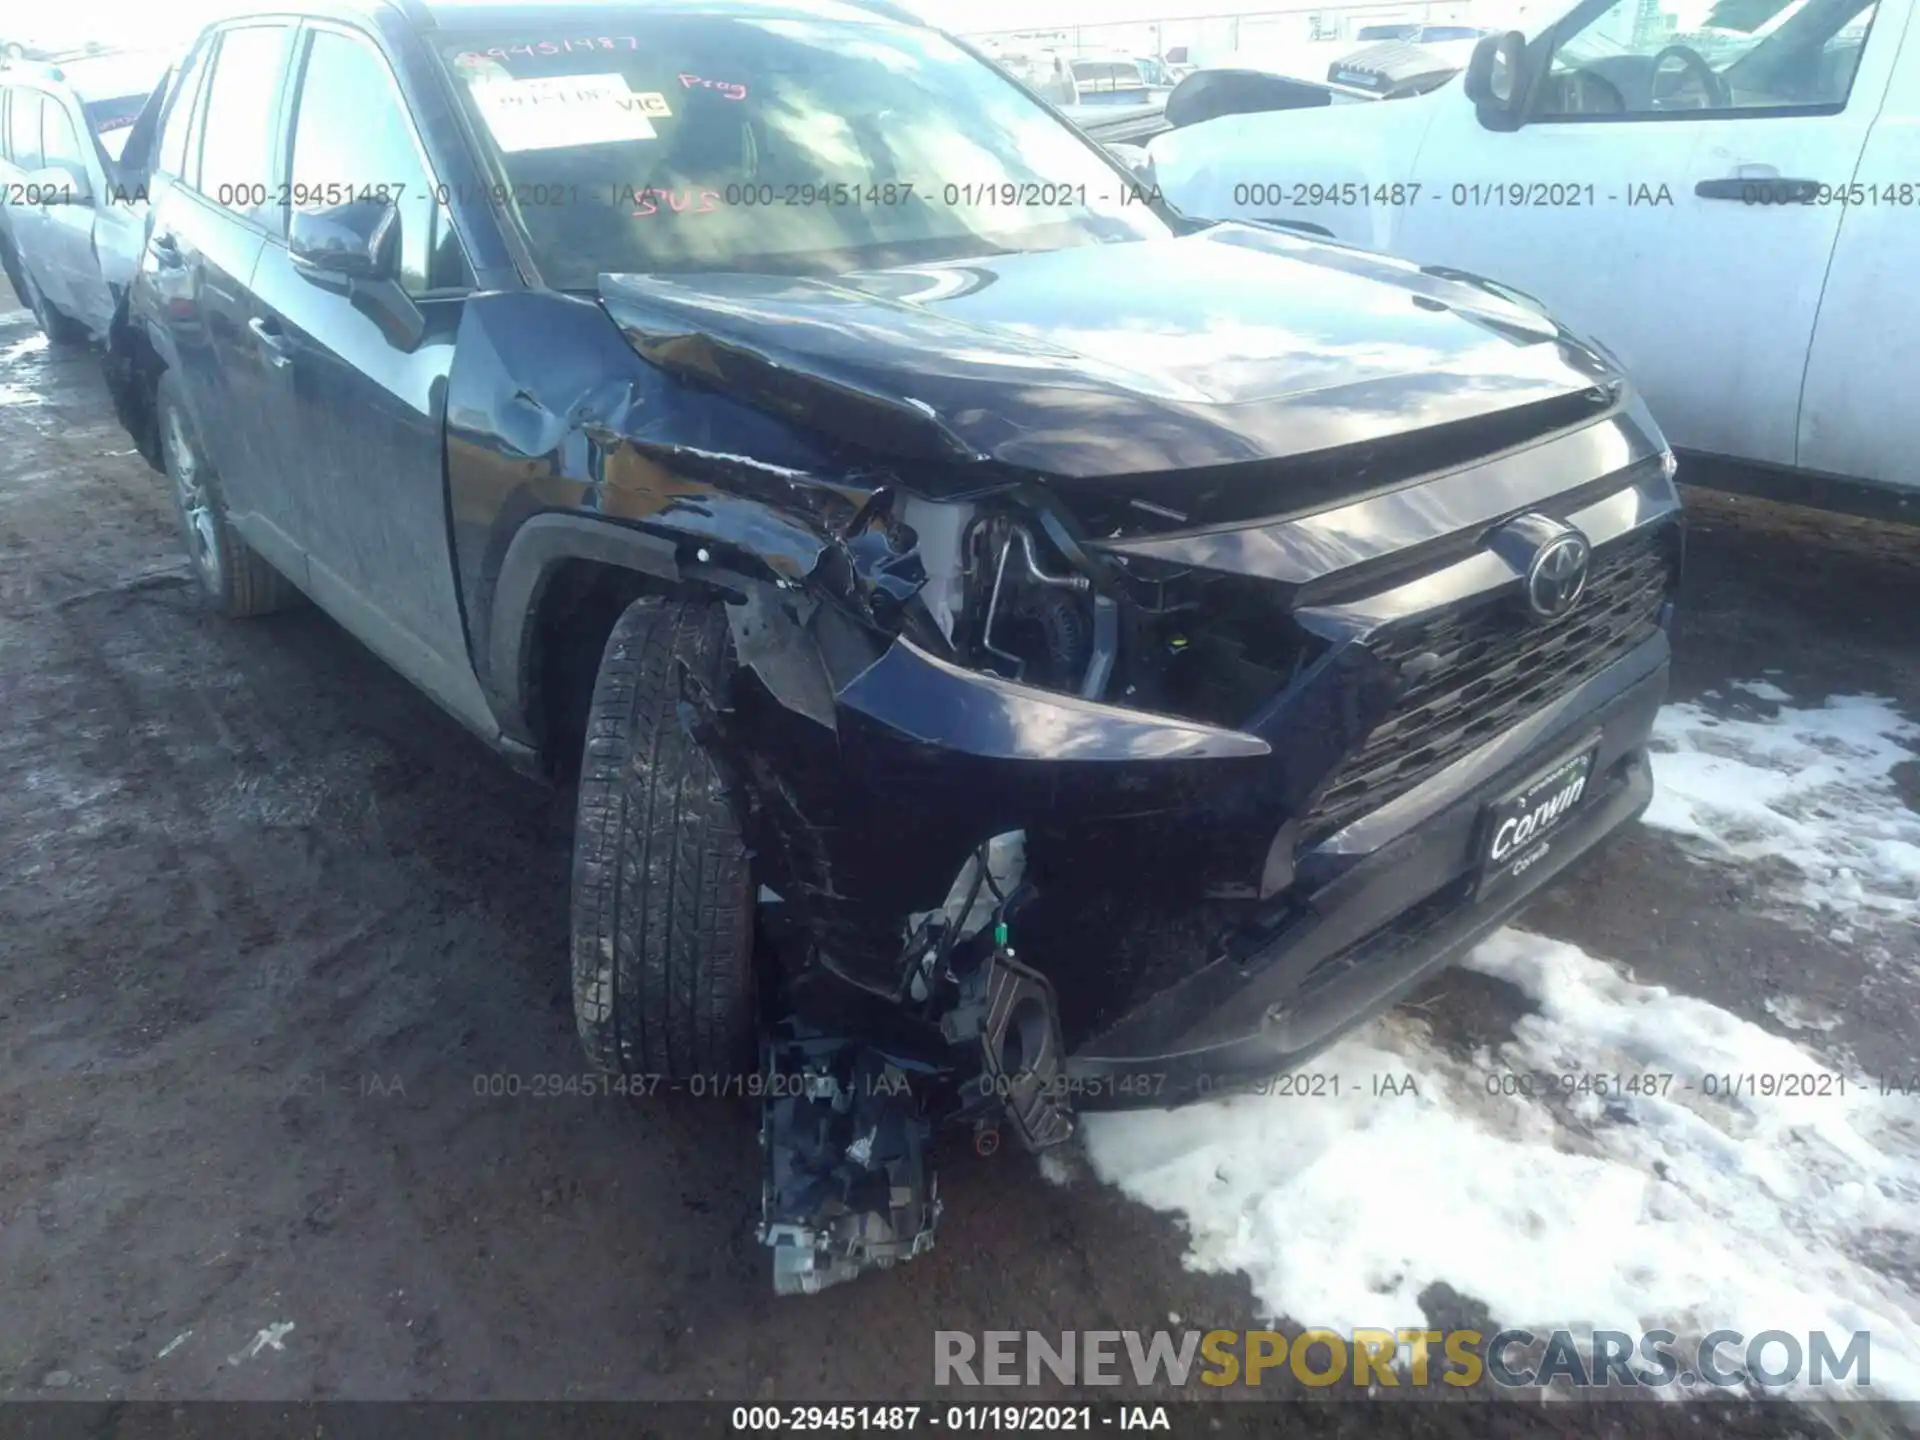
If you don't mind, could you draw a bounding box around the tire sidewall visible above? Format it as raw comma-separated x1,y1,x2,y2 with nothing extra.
20,270,55,337
156,375,235,610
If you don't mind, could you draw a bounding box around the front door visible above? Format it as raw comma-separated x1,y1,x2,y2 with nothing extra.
36,95,113,334
245,21,486,719
1796,2,1920,491
1,90,65,311
1397,0,1899,467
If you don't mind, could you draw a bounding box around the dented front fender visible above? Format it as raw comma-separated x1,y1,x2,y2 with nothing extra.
445,289,884,737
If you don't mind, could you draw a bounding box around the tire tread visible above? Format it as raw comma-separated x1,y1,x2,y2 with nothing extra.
570,599,754,1079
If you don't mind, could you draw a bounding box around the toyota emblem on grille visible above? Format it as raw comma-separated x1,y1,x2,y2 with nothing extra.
1525,532,1591,620
1487,513,1594,624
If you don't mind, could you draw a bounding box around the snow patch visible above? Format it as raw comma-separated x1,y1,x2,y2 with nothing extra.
1643,692,1920,929
2,332,48,364
1037,1148,1075,1188
1765,995,1842,1033
228,1322,295,1366
1083,929,1920,1402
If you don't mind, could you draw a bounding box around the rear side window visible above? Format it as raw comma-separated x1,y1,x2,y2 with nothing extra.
84,95,150,163
11,92,43,171
288,28,470,292
197,25,292,224
158,43,210,182
1539,0,1881,117
42,101,86,170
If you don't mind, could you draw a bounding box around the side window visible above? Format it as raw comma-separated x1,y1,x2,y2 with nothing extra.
1537,0,1880,118
197,25,293,224
287,29,470,293
158,42,210,182
42,102,86,170
11,93,43,172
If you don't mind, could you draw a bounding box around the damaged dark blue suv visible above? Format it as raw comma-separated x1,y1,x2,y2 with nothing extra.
106,0,1682,1295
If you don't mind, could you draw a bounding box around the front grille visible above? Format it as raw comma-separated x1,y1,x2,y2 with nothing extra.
1300,525,1675,844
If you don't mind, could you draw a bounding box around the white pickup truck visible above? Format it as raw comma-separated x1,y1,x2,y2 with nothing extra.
1149,0,1919,516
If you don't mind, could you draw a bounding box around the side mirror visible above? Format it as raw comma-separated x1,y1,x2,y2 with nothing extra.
289,197,398,284
288,196,424,351
1464,31,1526,114
28,165,91,206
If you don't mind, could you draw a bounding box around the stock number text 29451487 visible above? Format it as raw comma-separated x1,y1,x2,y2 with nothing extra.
1231,182,1424,207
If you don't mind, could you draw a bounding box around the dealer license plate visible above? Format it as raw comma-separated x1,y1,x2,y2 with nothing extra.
1477,744,1598,895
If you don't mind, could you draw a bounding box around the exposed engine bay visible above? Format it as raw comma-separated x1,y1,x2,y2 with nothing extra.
737,457,1674,1293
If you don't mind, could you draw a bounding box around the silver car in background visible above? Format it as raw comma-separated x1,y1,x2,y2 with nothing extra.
0,51,166,342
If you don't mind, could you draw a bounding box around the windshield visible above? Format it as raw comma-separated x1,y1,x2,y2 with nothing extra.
440,17,1171,288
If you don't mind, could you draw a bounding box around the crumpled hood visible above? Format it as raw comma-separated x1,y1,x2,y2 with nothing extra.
598,224,1617,480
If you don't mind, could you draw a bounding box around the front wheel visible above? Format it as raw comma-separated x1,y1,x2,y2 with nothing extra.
570,598,757,1081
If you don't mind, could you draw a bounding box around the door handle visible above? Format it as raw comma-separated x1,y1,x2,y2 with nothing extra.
248,315,293,367
1694,176,1819,204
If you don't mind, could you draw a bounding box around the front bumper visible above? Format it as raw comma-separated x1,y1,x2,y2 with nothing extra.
1063,630,1665,1107
719,402,1680,1107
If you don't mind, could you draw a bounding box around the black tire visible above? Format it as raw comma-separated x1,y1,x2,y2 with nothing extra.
156,370,302,618
570,598,756,1080
19,267,89,346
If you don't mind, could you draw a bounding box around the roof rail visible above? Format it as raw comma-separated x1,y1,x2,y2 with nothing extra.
0,56,65,80
391,0,438,28
842,0,924,23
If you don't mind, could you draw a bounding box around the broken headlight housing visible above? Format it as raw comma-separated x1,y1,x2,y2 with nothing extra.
895,492,1317,726
900,495,1118,702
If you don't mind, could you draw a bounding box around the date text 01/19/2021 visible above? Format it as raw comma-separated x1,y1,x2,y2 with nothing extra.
1223,182,1680,208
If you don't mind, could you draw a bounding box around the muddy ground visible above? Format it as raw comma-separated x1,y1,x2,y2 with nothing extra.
0,285,1915,1436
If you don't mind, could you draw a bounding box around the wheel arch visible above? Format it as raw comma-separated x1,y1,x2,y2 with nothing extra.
104,293,170,473
493,514,769,777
